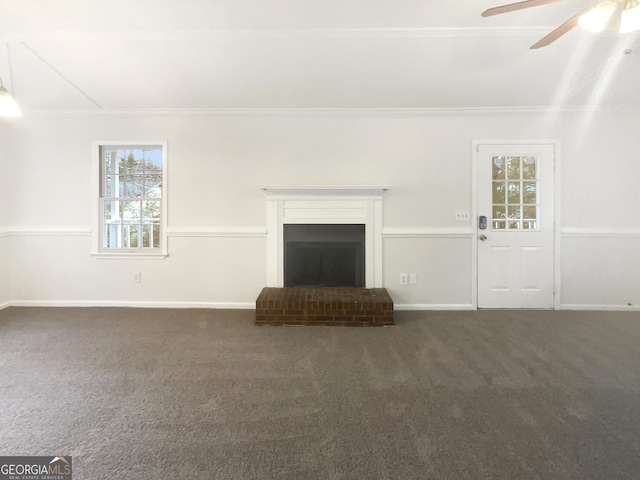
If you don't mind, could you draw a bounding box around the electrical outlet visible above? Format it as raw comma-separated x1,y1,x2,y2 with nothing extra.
400,273,409,286
455,210,470,222
133,272,141,283
409,273,417,285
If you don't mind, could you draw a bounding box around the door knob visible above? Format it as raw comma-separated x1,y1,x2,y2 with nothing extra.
479,234,487,241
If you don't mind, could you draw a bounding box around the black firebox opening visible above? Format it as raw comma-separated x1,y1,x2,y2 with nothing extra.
284,224,365,287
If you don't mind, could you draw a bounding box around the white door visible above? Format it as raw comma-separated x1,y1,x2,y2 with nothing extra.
477,143,555,309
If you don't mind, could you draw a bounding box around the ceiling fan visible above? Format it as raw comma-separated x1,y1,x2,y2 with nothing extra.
482,0,640,49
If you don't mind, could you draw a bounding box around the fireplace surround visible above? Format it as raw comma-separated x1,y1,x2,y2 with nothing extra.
261,186,388,288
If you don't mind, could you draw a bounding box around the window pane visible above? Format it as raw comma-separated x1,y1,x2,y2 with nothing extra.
125,175,144,197
493,206,506,220
105,152,115,174
509,221,521,230
128,224,140,248
145,175,162,198
143,201,161,220
523,182,537,204
523,156,536,179
120,150,143,173
507,182,521,204
508,206,521,219
493,220,506,230
123,201,141,220
493,182,505,204
507,157,521,180
105,175,115,197
145,149,163,170
523,220,537,229
523,205,537,219
492,157,505,180
105,223,121,249
104,200,121,221
152,224,160,248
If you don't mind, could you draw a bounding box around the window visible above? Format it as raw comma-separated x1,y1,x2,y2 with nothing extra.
93,142,167,257
491,155,539,230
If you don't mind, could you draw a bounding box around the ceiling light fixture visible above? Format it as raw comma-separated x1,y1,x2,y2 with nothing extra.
578,1,617,32
0,77,21,117
619,0,640,32
579,0,640,33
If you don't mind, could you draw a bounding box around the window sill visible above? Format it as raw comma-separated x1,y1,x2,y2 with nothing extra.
90,252,169,260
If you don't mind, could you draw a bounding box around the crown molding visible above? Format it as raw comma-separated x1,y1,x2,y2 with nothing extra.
0,27,605,43
16,104,640,118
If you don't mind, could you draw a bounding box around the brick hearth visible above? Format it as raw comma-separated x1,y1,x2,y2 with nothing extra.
255,287,394,326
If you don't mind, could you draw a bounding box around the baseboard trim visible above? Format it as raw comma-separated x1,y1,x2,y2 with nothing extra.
559,303,640,311
394,303,475,311
6,300,257,309
4,301,636,312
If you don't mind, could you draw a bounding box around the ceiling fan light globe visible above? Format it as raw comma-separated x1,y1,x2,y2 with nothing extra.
0,86,23,117
620,3,640,33
578,1,617,32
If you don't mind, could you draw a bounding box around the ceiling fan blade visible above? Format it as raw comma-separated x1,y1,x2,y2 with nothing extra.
481,0,565,17
530,5,595,49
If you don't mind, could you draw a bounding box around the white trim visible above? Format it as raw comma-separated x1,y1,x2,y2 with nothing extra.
394,303,475,311
263,187,387,288
561,228,640,238
559,304,640,311
167,228,268,238
15,106,640,117
0,227,268,238
554,142,563,310
382,227,472,238
471,139,561,310
4,300,638,312
7,300,256,309
261,186,390,197
89,253,169,260
1,27,607,44
1,227,91,236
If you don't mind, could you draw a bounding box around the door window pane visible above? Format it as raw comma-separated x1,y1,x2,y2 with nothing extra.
492,182,505,204
493,220,506,229
523,157,536,179
523,182,537,204
507,157,521,179
508,206,521,219
507,182,521,204
492,157,505,180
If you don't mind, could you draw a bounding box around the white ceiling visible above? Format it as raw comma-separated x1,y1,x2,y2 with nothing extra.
0,0,639,111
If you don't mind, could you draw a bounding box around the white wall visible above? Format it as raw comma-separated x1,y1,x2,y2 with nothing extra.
2,109,639,309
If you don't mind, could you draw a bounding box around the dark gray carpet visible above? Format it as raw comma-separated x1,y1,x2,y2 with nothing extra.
1,307,639,479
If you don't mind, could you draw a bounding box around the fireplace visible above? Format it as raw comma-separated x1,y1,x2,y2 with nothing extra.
258,187,393,326
284,224,365,287
262,186,388,288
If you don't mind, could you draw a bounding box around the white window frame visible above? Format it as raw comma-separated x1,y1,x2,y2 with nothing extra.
91,140,168,258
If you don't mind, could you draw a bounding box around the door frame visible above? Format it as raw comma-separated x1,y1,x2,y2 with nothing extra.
471,139,562,310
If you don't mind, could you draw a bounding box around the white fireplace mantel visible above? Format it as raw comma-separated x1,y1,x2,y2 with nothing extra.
261,186,390,288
